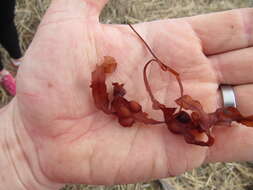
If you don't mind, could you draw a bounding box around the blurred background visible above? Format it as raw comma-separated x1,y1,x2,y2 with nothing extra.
1,0,253,189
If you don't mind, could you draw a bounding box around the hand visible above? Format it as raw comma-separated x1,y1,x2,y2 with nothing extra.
3,0,253,187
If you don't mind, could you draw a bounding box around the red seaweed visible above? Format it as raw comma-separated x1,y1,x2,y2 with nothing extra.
90,25,253,146
90,56,117,114
90,58,163,128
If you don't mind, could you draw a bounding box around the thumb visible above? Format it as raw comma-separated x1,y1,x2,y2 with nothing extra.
45,0,109,22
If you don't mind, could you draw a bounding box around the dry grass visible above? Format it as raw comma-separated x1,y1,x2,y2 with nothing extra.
1,0,253,189
100,0,253,23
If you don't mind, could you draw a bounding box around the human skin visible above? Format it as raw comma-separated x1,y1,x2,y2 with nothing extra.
1,0,253,189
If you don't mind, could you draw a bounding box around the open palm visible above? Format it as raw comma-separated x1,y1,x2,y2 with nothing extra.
13,0,253,186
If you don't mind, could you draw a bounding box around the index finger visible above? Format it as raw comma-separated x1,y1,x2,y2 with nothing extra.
186,8,253,55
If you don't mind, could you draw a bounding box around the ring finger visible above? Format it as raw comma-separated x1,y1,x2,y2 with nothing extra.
217,84,253,116
205,84,253,163
233,84,253,115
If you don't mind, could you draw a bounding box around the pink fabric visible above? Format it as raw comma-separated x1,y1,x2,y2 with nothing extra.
1,74,16,96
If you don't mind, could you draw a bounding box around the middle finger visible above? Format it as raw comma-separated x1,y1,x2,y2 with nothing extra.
210,47,253,85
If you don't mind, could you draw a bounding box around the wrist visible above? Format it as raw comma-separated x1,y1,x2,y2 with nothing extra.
0,99,62,190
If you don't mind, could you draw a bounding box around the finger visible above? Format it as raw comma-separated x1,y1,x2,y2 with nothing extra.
233,84,253,115
217,84,253,115
210,47,253,84
186,8,253,55
206,84,253,163
206,124,253,163
45,0,109,21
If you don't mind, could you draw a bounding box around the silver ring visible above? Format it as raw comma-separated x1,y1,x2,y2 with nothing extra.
220,85,237,108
